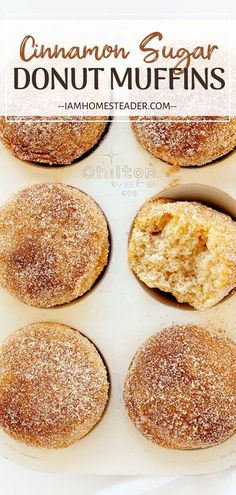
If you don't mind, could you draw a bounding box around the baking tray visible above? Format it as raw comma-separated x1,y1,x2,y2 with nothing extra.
0,119,236,475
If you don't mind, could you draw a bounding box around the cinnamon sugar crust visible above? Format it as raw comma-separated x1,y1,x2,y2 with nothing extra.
124,324,236,450
131,116,236,167
0,183,109,307
0,116,107,165
0,322,109,448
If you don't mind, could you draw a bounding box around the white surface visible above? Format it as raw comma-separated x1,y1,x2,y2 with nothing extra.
1,0,236,492
1,458,236,495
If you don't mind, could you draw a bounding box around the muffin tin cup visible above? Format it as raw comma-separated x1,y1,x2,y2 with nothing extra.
128,183,236,310
0,120,236,474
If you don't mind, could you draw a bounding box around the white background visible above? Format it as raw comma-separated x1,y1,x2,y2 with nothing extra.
1,0,236,494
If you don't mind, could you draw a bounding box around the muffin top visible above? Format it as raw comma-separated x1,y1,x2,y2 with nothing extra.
131,116,236,166
0,322,109,448
0,116,107,165
124,324,236,450
0,183,109,307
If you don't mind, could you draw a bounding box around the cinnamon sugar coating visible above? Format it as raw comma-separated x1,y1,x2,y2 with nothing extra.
0,116,107,165
0,322,109,448
0,183,109,307
131,116,236,166
124,324,236,450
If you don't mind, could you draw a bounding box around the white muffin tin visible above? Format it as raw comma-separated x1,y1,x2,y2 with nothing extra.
0,118,236,475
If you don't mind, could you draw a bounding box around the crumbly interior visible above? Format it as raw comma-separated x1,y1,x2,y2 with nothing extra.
128,200,236,310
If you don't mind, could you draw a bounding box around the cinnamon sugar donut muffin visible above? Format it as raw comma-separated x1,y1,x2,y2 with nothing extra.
0,116,107,165
0,322,109,448
0,183,109,307
128,198,236,310
124,324,236,450
131,117,236,166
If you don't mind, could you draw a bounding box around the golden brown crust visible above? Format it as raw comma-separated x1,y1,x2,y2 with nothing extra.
128,198,236,310
131,116,236,166
0,322,109,449
124,324,236,450
0,116,107,165
0,183,109,307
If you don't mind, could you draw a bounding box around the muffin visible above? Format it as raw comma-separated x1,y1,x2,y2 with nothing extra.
0,322,109,448
0,183,109,307
131,116,236,166
0,116,107,165
128,198,236,310
124,324,236,450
